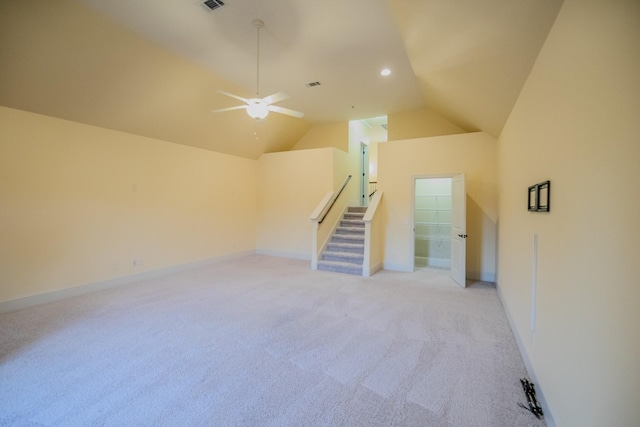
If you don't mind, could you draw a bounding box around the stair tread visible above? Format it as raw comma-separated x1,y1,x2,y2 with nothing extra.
336,227,365,233
332,236,365,242
316,207,369,276
318,260,363,268
323,251,364,259
328,242,364,248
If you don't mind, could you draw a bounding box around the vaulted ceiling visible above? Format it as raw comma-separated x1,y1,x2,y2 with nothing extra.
0,0,563,159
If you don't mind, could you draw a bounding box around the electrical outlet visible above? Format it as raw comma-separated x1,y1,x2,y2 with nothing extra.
133,259,144,267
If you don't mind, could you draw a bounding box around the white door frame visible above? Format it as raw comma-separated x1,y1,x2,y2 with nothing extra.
360,142,370,207
411,174,464,276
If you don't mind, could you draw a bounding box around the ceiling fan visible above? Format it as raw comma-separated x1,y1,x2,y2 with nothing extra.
212,19,304,120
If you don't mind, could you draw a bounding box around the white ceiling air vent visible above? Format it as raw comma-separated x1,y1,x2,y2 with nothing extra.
203,0,225,11
306,81,321,87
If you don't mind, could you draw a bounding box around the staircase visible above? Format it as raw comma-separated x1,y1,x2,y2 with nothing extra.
317,206,367,275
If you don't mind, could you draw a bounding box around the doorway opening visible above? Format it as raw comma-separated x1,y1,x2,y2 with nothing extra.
414,177,452,270
349,116,387,207
413,174,467,287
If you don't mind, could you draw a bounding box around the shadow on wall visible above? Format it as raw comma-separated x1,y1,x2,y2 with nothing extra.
467,195,496,282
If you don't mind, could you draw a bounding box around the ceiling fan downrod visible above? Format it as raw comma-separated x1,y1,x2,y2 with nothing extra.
211,18,304,120
253,19,264,97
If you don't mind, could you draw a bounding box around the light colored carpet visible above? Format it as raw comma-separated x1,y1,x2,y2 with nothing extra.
0,255,545,426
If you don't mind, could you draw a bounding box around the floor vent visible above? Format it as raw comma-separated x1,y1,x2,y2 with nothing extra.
203,0,225,11
306,81,321,87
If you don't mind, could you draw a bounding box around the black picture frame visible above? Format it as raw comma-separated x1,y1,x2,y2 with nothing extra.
528,181,551,212
536,181,550,212
528,185,538,212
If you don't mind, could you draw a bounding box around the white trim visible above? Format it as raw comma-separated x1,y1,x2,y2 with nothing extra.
531,233,538,332
0,250,255,314
479,272,496,282
309,191,335,221
466,270,496,283
255,248,310,261
382,262,414,273
362,190,382,222
495,282,557,427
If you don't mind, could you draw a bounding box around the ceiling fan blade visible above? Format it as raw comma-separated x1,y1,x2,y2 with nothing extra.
261,92,289,105
216,90,249,104
211,105,247,113
268,105,304,118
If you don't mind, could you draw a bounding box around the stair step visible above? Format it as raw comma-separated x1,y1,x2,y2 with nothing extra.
335,226,365,235
326,242,364,254
344,212,365,220
348,207,368,213
315,206,369,277
322,251,364,263
340,219,365,228
331,234,365,244
317,260,363,276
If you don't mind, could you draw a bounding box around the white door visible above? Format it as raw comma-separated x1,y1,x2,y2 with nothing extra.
450,174,467,287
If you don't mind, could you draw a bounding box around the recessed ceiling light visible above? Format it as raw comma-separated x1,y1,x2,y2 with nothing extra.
380,68,391,76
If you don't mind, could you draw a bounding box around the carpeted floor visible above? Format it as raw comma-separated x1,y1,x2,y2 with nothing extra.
0,255,545,426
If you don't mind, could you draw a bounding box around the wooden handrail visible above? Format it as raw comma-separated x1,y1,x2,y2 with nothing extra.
319,175,351,224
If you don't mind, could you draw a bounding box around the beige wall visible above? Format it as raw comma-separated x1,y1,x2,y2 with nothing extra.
497,1,640,426
388,107,465,141
0,106,258,302
290,122,349,152
378,132,498,280
256,148,350,259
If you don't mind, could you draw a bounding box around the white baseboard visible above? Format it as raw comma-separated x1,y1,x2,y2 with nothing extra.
0,250,255,314
383,262,414,272
468,270,496,283
255,248,310,261
495,281,557,427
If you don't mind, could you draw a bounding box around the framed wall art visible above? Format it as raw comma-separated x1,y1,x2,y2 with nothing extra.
536,181,550,212
528,180,551,212
528,185,538,212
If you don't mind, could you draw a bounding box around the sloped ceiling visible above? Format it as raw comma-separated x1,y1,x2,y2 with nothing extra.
0,0,563,159
388,0,564,137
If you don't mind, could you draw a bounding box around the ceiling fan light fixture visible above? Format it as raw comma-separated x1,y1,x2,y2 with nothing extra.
247,100,269,119
212,19,304,120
